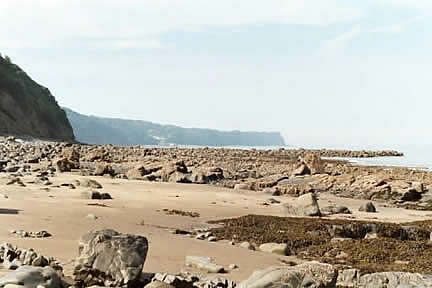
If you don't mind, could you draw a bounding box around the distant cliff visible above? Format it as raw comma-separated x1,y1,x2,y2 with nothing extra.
65,108,286,147
0,55,74,141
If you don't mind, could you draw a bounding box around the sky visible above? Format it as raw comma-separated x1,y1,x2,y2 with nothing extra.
1,0,431,149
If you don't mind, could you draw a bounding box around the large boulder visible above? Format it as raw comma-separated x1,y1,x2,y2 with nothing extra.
258,243,290,256
300,153,324,175
94,162,115,177
55,158,75,173
238,262,337,288
60,147,80,168
284,193,321,217
190,167,224,184
73,229,148,287
161,161,189,183
0,266,61,288
337,270,432,288
359,202,376,213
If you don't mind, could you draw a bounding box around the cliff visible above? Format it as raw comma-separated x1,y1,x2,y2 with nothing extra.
0,55,74,141
65,108,286,147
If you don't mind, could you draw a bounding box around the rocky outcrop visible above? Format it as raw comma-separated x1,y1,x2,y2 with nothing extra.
284,193,321,217
0,56,74,141
73,229,148,287
238,262,337,288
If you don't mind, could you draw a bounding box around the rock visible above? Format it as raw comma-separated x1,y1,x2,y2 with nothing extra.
359,202,377,213
190,167,224,184
238,261,337,288
228,264,239,270
234,183,251,191
80,179,103,189
321,205,351,216
86,149,107,162
358,272,432,287
240,242,255,250
336,269,359,288
301,153,324,175
292,164,310,176
86,214,98,220
80,190,112,200
55,158,74,173
145,280,175,288
258,243,290,256
60,147,80,169
10,230,51,239
94,162,115,177
73,229,149,287
0,266,61,288
161,161,189,183
208,236,217,242
184,256,224,274
127,165,154,180
284,193,321,217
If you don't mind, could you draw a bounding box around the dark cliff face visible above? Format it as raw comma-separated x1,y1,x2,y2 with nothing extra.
65,108,286,147
0,56,75,141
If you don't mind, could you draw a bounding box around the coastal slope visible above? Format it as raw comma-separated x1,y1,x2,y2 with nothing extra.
0,55,74,141
65,108,286,146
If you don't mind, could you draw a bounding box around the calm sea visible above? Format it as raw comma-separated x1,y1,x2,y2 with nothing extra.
148,144,432,171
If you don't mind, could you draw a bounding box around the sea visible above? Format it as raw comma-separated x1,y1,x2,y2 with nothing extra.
149,143,432,171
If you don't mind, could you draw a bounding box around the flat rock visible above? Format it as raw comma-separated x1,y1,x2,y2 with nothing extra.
184,256,224,274
0,266,61,288
258,243,289,256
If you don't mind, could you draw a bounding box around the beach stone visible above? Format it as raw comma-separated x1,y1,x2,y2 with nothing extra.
240,242,255,250
80,179,103,189
229,264,239,270
321,205,351,216
145,281,175,288
185,256,224,273
73,229,149,287
337,269,360,288
358,272,432,287
258,243,290,256
234,183,251,191
238,261,337,288
94,162,115,176
359,202,377,213
292,164,310,176
55,158,75,173
86,214,98,220
284,193,321,217
80,190,112,200
0,266,61,288
301,153,324,175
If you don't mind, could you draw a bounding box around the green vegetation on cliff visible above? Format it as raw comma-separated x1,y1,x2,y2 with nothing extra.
0,55,74,141
65,108,286,147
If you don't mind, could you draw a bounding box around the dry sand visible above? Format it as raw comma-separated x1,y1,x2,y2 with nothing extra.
1,173,431,281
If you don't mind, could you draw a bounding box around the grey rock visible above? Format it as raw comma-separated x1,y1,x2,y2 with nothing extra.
358,272,432,288
238,261,337,288
239,242,255,251
359,202,377,213
80,179,103,189
185,256,225,274
258,243,289,256
0,266,61,288
321,205,351,216
284,193,321,217
73,229,149,287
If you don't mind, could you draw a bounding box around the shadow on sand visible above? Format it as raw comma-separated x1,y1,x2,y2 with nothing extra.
0,208,20,215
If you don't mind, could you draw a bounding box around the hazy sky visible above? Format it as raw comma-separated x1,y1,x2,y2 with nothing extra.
1,0,431,148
